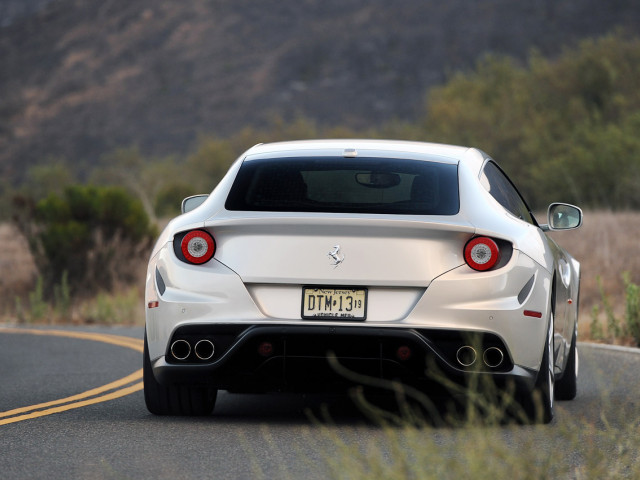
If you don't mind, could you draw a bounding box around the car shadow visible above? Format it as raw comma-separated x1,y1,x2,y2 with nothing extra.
205,388,481,429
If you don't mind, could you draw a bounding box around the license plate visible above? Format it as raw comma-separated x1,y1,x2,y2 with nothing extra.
302,287,367,320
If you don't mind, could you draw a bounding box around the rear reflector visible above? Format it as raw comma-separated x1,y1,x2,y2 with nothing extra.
396,346,412,361
258,342,274,357
524,310,543,318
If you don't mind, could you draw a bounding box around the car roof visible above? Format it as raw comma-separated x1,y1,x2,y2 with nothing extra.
242,139,479,165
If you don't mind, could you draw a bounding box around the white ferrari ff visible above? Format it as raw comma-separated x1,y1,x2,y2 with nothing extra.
144,140,582,422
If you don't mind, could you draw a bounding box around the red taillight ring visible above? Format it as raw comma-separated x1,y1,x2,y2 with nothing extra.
181,230,215,264
464,237,500,271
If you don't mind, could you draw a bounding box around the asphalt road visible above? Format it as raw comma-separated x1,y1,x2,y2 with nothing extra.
1,325,639,479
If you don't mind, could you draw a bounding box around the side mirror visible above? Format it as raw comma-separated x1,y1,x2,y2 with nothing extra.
181,194,209,214
545,203,583,231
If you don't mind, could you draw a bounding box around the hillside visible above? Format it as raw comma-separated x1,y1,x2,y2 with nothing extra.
1,0,640,181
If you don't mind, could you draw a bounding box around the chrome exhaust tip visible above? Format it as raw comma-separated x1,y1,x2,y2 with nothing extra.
456,345,477,367
170,339,191,360
483,347,504,368
194,339,215,361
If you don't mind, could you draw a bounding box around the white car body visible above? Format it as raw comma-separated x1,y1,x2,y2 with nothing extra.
144,139,582,422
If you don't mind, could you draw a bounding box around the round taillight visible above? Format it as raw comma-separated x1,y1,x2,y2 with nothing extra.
464,237,500,271
181,230,215,264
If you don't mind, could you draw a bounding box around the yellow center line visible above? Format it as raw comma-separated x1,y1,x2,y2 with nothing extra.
0,382,144,426
0,327,144,352
0,327,144,425
0,369,143,419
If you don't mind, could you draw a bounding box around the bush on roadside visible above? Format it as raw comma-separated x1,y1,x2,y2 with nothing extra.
12,184,156,298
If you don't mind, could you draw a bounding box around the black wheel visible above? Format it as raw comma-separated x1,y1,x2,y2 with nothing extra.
520,312,555,424
555,323,578,400
143,330,217,416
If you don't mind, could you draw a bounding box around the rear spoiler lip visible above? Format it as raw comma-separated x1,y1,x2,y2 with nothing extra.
204,212,478,235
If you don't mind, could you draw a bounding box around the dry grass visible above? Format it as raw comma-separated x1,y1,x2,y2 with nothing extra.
0,223,37,314
548,211,640,342
1,211,639,336
0,222,145,325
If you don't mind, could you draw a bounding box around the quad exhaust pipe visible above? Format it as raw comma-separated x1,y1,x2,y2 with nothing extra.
170,339,191,361
456,346,477,367
170,338,215,361
482,346,504,368
194,339,215,360
456,345,504,369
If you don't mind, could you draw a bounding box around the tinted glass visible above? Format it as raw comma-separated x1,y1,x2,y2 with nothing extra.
480,161,534,224
225,157,459,215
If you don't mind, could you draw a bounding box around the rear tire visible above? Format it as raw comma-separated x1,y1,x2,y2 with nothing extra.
143,330,217,416
521,312,555,424
555,324,578,400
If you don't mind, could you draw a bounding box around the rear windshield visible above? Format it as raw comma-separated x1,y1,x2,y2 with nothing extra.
225,157,459,215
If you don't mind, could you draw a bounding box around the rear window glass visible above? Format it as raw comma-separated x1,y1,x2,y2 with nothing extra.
225,157,459,215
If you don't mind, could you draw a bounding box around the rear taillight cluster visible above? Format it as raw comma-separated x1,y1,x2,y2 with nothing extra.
174,230,216,264
464,236,500,271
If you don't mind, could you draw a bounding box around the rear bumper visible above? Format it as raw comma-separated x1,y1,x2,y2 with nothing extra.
151,324,537,393
146,244,553,372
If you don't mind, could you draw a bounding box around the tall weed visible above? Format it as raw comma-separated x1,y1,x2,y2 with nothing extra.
590,272,640,346
297,356,640,480
79,287,143,325
27,276,48,322
53,270,71,318
624,271,640,344
314,407,640,480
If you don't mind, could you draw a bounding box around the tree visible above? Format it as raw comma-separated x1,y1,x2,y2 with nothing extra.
421,32,640,209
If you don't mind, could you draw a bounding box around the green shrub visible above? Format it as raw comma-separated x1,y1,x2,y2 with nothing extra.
13,184,156,297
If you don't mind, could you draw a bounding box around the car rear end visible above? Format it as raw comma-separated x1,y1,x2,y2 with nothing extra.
145,141,549,395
